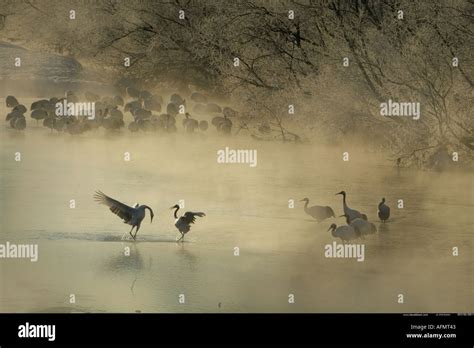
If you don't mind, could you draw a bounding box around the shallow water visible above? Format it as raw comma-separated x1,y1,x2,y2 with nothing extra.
0,107,472,313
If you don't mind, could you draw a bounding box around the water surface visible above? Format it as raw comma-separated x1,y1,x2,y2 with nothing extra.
0,106,472,313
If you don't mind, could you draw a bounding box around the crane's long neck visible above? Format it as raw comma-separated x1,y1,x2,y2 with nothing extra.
341,193,348,209
143,205,154,222
173,206,180,219
303,200,309,213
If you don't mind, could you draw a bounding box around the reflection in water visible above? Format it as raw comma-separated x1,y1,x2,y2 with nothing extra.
103,244,144,274
377,223,390,233
176,243,198,271
102,244,144,297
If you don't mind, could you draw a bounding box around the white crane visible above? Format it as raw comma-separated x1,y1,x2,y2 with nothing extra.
336,191,363,223
170,204,205,242
341,215,377,236
300,198,335,222
327,223,360,242
94,191,154,240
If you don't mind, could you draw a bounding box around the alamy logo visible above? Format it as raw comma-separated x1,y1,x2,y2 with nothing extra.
55,99,95,120
217,147,257,167
0,241,38,262
324,242,365,262
380,99,420,120
18,322,56,341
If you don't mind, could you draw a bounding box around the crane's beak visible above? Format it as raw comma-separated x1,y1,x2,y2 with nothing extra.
326,226,332,232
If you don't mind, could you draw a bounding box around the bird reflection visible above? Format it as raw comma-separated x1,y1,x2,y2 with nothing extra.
102,244,145,297
378,223,390,233
175,243,198,271
102,244,144,274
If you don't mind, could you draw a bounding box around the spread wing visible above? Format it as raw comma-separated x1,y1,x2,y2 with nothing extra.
94,190,135,222
182,211,206,225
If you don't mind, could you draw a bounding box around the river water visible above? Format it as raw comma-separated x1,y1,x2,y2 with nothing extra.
0,104,472,313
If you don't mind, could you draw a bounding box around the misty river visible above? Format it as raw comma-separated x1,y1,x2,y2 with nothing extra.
0,106,472,313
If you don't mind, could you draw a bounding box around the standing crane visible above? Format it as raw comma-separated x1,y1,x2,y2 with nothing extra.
300,198,335,222
336,191,363,223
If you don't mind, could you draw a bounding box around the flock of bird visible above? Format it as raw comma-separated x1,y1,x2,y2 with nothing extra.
302,191,390,242
4,89,235,135
93,189,389,243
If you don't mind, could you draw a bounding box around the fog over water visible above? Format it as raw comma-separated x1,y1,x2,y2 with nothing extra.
1,101,472,313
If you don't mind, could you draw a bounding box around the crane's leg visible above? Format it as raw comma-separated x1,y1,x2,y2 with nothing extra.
129,226,135,240
133,224,141,240
176,233,183,243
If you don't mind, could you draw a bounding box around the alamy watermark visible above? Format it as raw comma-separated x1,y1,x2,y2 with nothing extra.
0,241,38,262
217,147,257,167
380,99,420,120
55,99,95,120
18,322,55,341
324,241,365,262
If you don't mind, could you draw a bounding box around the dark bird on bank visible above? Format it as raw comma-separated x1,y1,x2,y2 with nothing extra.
6,95,19,108
7,112,26,130
190,92,207,104
124,100,142,114
31,109,48,123
336,191,363,223
166,102,179,116
300,198,335,222
198,120,208,131
94,191,154,240
170,204,205,242
170,93,185,106
212,115,232,134
13,104,27,114
6,104,26,130
160,113,177,133
126,86,140,99
31,99,51,111
6,110,18,122
378,198,390,222
144,97,161,112
182,112,199,133
12,115,26,130
139,90,152,100
206,103,222,113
